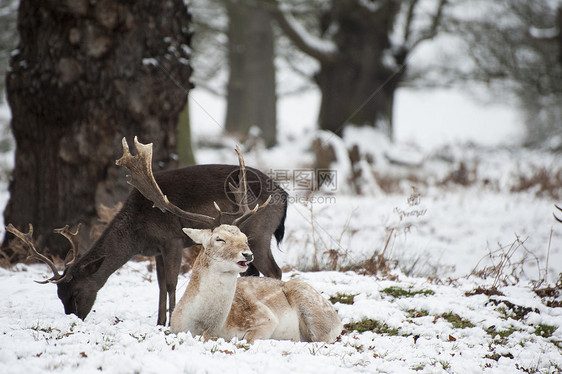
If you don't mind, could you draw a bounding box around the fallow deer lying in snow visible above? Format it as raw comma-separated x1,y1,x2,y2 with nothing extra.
121,141,342,343
171,225,343,343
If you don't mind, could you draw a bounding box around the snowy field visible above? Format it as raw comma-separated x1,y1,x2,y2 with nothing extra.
1,262,561,373
1,89,562,373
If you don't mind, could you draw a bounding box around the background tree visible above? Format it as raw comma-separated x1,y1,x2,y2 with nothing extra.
225,1,277,147
177,101,196,166
190,0,277,147
437,0,562,147
269,0,448,139
2,0,193,259
189,0,227,95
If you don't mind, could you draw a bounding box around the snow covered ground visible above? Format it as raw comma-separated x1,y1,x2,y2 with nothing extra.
1,88,561,373
1,262,561,373
1,146,561,373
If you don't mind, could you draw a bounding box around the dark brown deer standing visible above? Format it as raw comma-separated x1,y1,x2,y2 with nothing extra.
6,137,288,325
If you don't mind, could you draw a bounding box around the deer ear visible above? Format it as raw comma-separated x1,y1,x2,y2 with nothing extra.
182,228,212,245
79,256,105,276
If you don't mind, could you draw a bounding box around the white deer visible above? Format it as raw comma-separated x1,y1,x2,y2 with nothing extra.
170,224,343,343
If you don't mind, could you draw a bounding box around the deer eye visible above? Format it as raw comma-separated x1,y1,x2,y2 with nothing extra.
215,237,225,243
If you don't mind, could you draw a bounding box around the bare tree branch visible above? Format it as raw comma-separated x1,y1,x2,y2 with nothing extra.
403,0,420,45
409,0,448,50
264,0,336,63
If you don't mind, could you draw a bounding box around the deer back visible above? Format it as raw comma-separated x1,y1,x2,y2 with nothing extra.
136,164,287,248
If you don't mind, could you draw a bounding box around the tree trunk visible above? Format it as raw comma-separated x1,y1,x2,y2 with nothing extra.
3,0,192,259
177,99,195,166
317,61,399,138
316,0,402,138
224,1,277,147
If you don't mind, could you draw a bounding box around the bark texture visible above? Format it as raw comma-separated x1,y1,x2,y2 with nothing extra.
3,0,192,258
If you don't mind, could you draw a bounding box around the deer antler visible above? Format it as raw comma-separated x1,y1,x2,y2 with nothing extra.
116,137,270,228
6,224,63,283
116,137,220,226
554,204,562,223
6,223,82,283
53,224,81,267
229,146,271,227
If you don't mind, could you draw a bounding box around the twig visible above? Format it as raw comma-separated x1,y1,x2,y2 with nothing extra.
307,193,320,271
546,227,553,282
379,228,395,270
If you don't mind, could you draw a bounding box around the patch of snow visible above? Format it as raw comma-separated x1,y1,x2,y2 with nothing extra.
529,26,558,40
357,0,382,13
142,58,159,66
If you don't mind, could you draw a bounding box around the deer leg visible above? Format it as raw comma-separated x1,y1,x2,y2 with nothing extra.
284,280,342,343
242,304,279,344
246,236,281,279
243,262,260,277
162,245,182,325
155,255,167,326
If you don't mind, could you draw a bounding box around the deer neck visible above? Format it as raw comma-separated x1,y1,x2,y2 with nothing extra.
179,253,239,335
78,214,136,288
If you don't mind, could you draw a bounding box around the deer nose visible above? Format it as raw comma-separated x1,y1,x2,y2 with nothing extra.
242,252,254,263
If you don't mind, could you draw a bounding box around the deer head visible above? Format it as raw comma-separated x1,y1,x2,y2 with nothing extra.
5,223,105,320
183,225,254,274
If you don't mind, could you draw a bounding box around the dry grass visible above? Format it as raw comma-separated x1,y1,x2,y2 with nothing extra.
440,161,479,187
350,227,398,279
0,237,29,268
0,229,59,268
511,166,562,199
312,187,428,280
533,273,562,308
465,286,505,297
468,235,541,288
287,195,356,272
